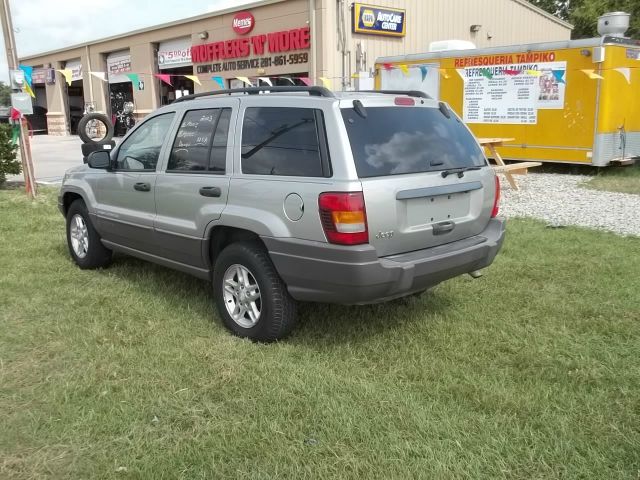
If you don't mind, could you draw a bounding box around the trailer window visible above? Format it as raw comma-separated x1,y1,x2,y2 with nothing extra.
341,106,486,178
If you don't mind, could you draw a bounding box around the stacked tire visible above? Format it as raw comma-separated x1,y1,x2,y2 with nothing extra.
78,113,116,163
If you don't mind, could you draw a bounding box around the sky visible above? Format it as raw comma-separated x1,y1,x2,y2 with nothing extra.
0,0,255,83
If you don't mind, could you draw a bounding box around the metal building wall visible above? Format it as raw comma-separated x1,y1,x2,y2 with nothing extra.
316,0,572,89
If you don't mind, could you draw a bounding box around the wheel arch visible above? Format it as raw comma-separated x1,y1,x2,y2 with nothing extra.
205,225,267,269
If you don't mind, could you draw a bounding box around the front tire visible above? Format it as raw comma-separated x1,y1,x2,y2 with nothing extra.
213,242,297,342
66,199,112,269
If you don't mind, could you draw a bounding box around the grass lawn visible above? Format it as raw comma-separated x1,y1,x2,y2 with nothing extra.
1,187,639,479
581,163,640,195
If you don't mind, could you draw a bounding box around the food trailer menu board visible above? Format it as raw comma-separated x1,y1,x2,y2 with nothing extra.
459,61,567,124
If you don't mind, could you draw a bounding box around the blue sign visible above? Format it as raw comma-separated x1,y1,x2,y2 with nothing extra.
353,3,406,37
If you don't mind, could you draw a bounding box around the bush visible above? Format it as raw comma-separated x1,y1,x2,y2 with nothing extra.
0,123,20,185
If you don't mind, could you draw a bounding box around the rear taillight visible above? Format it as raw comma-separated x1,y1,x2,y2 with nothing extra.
491,176,500,218
318,192,368,245
394,96,415,106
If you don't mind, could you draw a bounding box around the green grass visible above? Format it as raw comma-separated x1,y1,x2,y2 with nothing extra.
581,163,640,195
1,187,639,479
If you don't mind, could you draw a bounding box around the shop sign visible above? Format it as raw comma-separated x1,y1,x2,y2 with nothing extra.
158,37,192,68
31,68,47,84
232,11,255,35
352,3,405,37
107,51,132,84
65,59,83,82
193,26,310,74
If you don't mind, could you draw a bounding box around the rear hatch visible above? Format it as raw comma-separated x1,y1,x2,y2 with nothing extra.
340,96,497,257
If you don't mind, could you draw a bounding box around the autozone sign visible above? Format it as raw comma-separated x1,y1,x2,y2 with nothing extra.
232,11,255,35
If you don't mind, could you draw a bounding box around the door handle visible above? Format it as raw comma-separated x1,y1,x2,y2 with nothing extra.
432,220,455,235
134,182,151,192
199,186,222,198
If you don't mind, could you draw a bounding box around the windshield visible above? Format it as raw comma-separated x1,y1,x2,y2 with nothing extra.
341,106,486,178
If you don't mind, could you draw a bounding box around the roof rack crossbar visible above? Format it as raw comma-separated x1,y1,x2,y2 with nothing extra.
358,90,432,99
173,86,335,103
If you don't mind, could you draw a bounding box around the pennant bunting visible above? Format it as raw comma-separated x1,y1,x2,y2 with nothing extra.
126,73,140,88
504,69,520,76
439,68,450,79
184,75,201,86
419,66,428,82
552,69,566,83
57,69,73,86
399,64,409,76
23,83,36,98
581,69,603,80
480,68,493,79
525,69,542,77
614,67,631,84
258,77,272,86
299,76,312,86
19,65,33,87
319,77,331,89
154,73,172,86
212,76,225,89
236,76,252,85
89,71,107,82
351,72,360,79
383,63,393,71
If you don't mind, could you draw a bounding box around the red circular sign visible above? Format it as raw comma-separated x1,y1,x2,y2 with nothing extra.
232,11,255,35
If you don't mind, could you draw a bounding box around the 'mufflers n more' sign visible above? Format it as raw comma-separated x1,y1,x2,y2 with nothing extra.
191,27,311,63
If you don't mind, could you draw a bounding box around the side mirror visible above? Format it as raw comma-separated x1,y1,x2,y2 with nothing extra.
87,150,111,169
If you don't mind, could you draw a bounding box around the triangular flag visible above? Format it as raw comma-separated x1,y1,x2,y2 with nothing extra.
258,77,272,86
614,67,631,84
399,64,409,76
236,76,252,86
126,73,140,89
23,83,35,98
89,71,107,82
184,75,201,86
439,68,450,79
57,69,73,86
552,69,566,84
525,70,542,77
419,66,428,82
319,77,331,89
480,68,493,79
299,76,312,86
212,76,225,89
351,72,360,79
581,69,603,80
154,73,172,86
19,65,33,87
383,63,393,71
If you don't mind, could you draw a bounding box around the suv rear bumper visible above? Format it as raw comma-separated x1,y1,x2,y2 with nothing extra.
262,217,506,305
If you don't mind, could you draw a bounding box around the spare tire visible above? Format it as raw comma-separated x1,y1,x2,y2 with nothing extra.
81,140,116,157
77,113,114,144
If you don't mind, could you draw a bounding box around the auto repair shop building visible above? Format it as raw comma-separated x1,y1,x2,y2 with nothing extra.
18,0,572,135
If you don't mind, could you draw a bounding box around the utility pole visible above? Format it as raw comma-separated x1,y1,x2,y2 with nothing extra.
0,0,37,197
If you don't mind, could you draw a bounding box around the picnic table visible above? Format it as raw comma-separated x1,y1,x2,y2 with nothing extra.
477,137,542,191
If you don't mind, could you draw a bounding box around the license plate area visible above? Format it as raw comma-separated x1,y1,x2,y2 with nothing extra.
404,192,471,228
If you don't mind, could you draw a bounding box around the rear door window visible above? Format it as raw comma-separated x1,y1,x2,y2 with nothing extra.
241,107,330,177
341,106,486,178
167,108,231,173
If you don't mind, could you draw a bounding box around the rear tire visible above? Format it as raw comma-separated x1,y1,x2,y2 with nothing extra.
213,242,297,342
66,199,112,269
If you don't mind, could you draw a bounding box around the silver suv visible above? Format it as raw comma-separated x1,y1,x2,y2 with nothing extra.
59,86,505,342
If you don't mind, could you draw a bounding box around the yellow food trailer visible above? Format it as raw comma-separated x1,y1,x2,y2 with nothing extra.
374,35,640,166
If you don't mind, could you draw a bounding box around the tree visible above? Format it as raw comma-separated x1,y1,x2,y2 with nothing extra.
0,124,20,185
527,0,639,39
0,82,11,107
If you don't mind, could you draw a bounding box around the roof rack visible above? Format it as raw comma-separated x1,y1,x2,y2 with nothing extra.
173,86,335,103
358,90,432,99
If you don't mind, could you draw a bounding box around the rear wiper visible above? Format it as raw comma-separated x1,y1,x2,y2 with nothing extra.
441,166,481,178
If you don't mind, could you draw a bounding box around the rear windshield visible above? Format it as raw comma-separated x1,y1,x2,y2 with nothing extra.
341,106,486,178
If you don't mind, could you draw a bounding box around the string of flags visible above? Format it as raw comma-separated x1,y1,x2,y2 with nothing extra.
15,62,637,98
